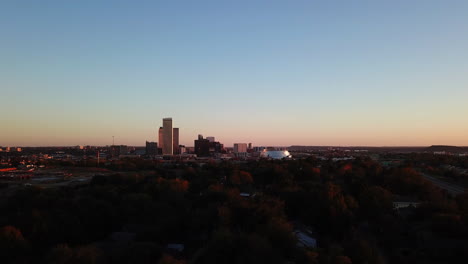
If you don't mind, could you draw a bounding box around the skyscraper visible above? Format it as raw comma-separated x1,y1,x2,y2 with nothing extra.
162,118,173,155
158,127,164,150
173,128,179,154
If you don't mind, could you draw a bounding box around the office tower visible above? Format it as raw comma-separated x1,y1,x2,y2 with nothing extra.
234,143,248,153
206,136,215,143
195,135,210,157
157,118,179,156
162,118,173,155
173,128,179,154
195,135,224,157
146,141,158,156
158,127,164,150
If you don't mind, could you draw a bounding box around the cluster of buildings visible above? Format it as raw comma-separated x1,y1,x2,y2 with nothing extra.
145,117,182,157
0,117,292,162
142,118,290,160
144,118,256,158
159,118,180,155
194,135,224,157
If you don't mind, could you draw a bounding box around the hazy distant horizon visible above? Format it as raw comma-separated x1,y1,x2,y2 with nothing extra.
3,143,468,149
2,1,468,146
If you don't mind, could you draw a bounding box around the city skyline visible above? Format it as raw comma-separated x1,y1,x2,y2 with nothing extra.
2,114,468,148
2,1,468,147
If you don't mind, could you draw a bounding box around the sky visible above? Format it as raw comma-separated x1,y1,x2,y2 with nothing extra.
1,0,468,147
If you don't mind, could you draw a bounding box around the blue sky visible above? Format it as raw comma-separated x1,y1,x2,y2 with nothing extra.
1,0,468,146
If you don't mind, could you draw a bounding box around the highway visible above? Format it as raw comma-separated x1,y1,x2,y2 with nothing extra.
421,173,466,196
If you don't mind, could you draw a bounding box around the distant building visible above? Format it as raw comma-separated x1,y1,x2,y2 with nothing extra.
253,146,266,152
179,145,186,154
195,135,210,157
162,118,173,155
109,145,128,158
173,128,179,154
146,141,158,156
185,147,195,153
158,127,164,150
195,135,224,157
206,137,215,143
210,141,224,154
260,150,292,159
158,118,179,155
234,143,248,153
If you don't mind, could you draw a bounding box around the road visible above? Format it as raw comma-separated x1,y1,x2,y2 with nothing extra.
421,173,466,195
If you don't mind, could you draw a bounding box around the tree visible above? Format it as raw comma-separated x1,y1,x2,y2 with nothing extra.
0,225,29,263
334,256,352,264
158,254,186,264
46,244,104,264
47,244,74,264
359,186,393,219
226,170,254,193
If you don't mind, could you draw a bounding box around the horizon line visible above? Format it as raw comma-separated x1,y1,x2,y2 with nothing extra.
2,144,468,148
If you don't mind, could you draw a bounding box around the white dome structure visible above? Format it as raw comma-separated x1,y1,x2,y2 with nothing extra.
260,150,292,159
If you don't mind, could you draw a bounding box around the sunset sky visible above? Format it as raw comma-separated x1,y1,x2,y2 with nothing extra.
1,0,468,147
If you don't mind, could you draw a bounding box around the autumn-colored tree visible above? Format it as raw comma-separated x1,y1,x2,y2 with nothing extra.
158,254,186,264
47,244,104,264
228,170,254,194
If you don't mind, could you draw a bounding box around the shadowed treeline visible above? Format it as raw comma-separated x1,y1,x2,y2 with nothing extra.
1,157,468,263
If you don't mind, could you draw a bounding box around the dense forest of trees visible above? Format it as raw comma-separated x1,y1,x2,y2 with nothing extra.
1,157,467,263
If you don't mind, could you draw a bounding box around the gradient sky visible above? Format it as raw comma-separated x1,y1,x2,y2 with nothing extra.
1,0,468,147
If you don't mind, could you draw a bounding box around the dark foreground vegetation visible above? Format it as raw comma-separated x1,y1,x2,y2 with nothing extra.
1,157,468,263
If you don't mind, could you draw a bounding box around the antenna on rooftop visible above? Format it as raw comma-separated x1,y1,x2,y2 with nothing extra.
112,136,115,146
